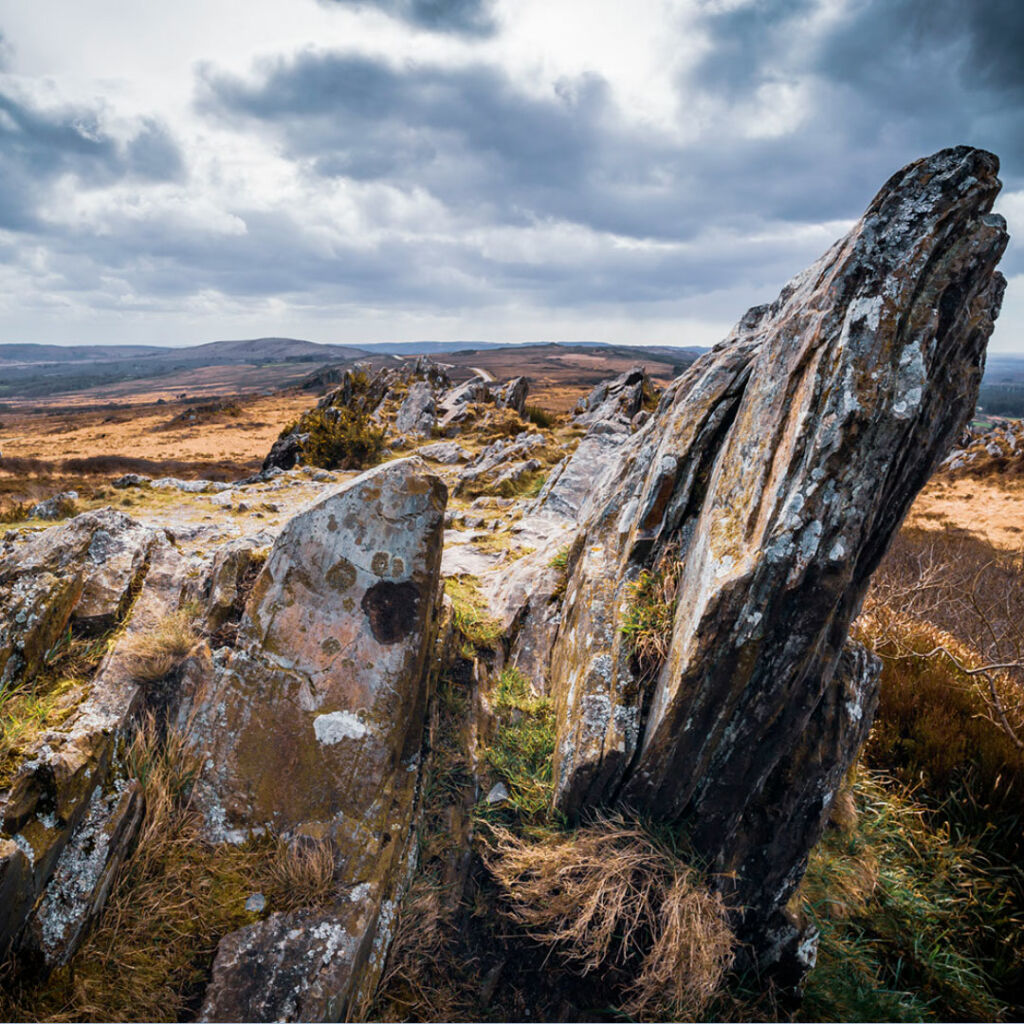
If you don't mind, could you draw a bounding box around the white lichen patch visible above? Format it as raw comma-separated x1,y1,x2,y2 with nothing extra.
313,710,368,745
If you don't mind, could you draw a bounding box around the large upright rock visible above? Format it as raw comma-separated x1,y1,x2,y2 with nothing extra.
190,457,446,1020
547,147,1008,960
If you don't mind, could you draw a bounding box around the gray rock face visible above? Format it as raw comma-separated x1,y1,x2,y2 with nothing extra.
1,538,187,965
496,375,529,414
572,366,649,426
188,457,446,1017
200,910,366,1023
0,510,158,690
547,147,1008,963
395,380,437,436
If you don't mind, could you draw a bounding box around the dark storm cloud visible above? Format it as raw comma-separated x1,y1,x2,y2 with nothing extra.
0,88,185,231
321,0,496,36
4,0,1021,333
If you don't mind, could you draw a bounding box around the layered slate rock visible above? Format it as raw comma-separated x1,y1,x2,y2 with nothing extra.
191,457,446,1020
547,147,1008,959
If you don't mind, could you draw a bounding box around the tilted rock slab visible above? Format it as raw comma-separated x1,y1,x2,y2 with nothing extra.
1,528,187,965
192,457,446,1021
547,147,1008,961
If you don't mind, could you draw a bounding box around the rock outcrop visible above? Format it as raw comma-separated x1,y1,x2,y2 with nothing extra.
0,524,187,966
0,510,157,690
189,457,447,1019
545,146,1008,964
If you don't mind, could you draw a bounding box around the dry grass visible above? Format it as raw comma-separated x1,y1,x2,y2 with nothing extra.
121,609,201,683
444,576,504,652
1,714,340,1023
485,814,734,1019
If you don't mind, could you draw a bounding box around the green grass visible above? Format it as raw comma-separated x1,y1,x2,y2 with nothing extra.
620,561,679,676
799,770,1011,1022
524,404,557,429
445,575,504,653
480,667,557,824
0,626,118,789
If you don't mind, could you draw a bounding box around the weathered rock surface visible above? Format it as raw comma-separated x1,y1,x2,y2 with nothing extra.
189,457,446,1018
1,535,187,965
456,432,549,495
395,380,437,436
0,510,158,690
572,366,650,426
546,146,1008,963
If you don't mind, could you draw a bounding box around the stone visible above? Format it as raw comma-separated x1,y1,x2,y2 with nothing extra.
187,457,446,1014
572,367,650,426
395,380,437,436
262,433,307,473
416,441,471,464
111,474,151,488
200,909,366,1023
25,779,144,967
245,893,266,914
0,510,158,689
151,477,229,494
28,491,78,520
204,533,273,632
485,782,510,804
547,147,1008,965
496,376,529,414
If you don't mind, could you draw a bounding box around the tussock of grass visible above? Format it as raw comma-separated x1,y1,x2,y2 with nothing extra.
800,770,1009,1023
1,715,340,1023
121,608,200,683
524,404,557,429
620,556,680,675
482,668,556,822
445,576,503,652
485,814,734,1019
549,545,570,599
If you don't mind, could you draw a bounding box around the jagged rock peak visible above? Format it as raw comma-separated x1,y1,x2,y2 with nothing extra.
547,146,1008,965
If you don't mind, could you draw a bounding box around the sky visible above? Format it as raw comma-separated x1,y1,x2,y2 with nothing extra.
0,0,1021,351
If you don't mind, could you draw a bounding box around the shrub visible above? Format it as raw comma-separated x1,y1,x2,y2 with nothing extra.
297,407,386,471
485,814,734,1019
524,404,557,429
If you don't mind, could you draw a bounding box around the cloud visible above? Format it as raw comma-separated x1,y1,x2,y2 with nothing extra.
0,86,185,231
320,0,496,36
0,0,1019,349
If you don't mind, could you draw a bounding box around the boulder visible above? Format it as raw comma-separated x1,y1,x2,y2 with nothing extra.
0,510,158,689
262,432,307,473
572,367,649,426
417,441,471,464
496,375,529,414
395,380,437,436
188,457,446,1017
547,147,1008,966
28,491,78,520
